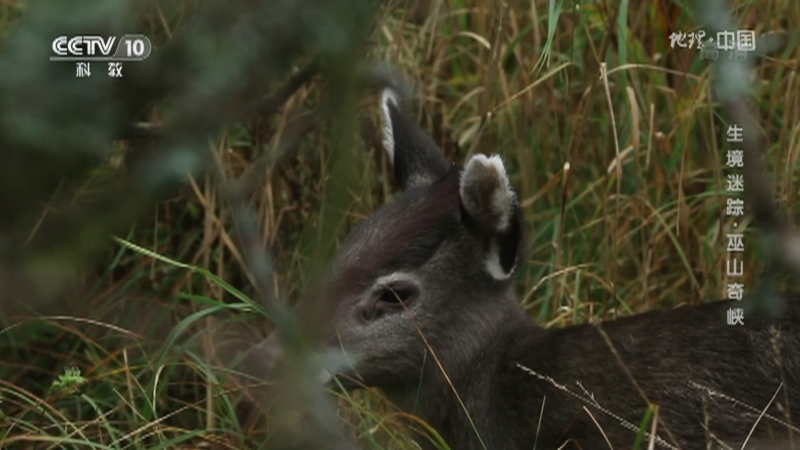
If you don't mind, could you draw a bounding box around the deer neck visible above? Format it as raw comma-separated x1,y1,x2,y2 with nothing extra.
384,295,542,449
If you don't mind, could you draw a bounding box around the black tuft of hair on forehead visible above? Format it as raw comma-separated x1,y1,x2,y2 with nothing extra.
332,168,461,296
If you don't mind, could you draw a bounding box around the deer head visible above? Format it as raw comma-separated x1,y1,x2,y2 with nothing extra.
293,87,529,399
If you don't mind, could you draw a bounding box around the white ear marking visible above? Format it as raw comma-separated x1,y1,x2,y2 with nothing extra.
460,154,516,231
380,88,399,163
484,241,515,280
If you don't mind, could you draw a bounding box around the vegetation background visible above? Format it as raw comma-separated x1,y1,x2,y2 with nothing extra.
0,0,797,448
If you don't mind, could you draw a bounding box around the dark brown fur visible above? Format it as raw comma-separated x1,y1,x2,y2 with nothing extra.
413,297,800,449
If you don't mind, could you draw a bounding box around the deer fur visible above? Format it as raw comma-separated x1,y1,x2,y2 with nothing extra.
258,87,800,450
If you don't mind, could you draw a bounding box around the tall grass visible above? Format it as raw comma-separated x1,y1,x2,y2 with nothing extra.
1,0,798,448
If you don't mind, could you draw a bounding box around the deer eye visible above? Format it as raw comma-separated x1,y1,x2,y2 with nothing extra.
378,283,418,306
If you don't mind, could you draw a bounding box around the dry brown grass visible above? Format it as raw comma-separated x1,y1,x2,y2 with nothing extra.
1,0,798,448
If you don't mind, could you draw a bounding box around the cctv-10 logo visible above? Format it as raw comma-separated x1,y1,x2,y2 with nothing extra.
52,36,117,58
50,35,152,61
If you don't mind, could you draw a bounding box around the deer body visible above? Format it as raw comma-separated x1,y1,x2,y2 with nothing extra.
405,298,800,450
259,87,800,450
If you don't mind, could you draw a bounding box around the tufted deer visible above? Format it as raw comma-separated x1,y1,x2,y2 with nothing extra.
256,87,800,450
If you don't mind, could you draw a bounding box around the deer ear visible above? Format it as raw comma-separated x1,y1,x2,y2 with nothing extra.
459,154,523,281
380,88,451,190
